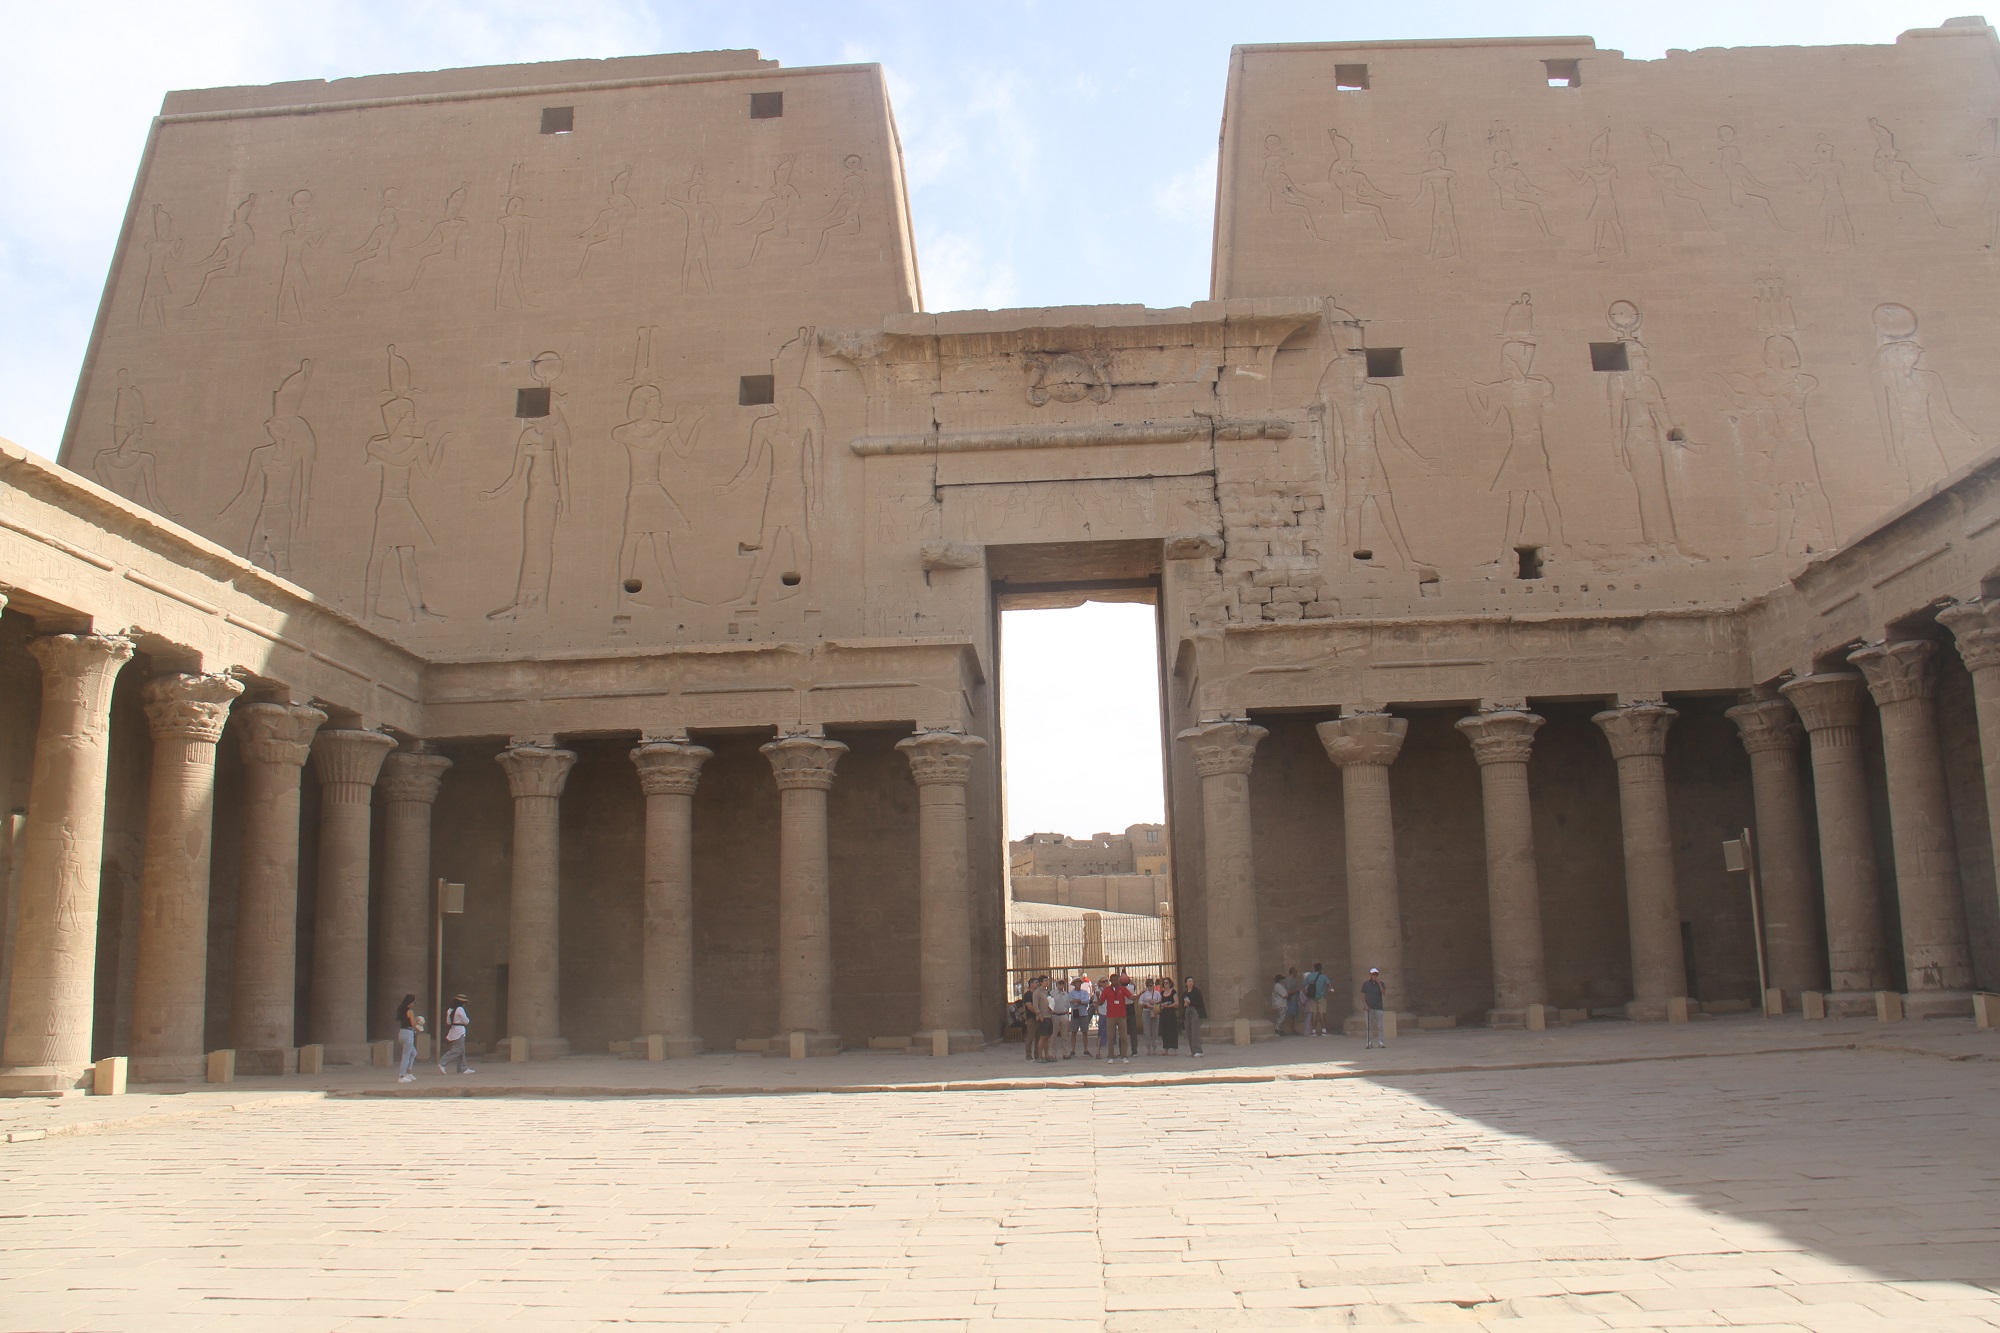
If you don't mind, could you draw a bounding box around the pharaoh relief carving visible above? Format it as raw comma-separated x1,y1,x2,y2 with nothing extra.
740,154,802,267
1796,140,1855,253
481,352,571,621
1024,352,1113,407
664,163,719,292
495,165,536,309
1261,134,1323,237
222,360,317,574
1602,302,1695,560
1566,131,1625,259
136,205,181,328
727,328,825,604
275,190,326,325
186,194,255,308
1324,128,1396,239
403,183,470,292
1967,120,2000,249
811,156,866,262
1486,124,1556,239
613,328,706,613
1311,299,1433,572
1642,130,1713,231
1867,119,1945,227
1715,126,1786,229
92,369,170,514
336,188,406,296
364,346,449,622
1466,295,1562,567
1873,302,1979,494
1410,125,1459,259
574,168,638,278
1717,282,1833,558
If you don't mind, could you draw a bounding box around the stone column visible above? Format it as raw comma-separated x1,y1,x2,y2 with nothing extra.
1723,697,1826,1002
1318,712,1415,1030
496,744,576,1059
1937,600,2000,948
0,633,135,1092
1779,673,1891,1010
630,741,711,1057
761,734,847,1055
375,749,450,1041
1592,702,1688,1020
1177,721,1267,1028
897,729,989,1052
231,702,325,1072
307,729,395,1064
1850,641,1975,1015
129,672,244,1082
1454,709,1548,1026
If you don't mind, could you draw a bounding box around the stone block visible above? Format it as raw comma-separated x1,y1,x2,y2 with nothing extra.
1974,993,2000,1029
765,1031,839,1057
92,1056,127,1096
735,1037,770,1053
1525,1004,1548,1031
867,1035,913,1049
415,1032,433,1060
206,1050,235,1084
1875,990,1904,1023
369,1040,392,1067
1382,1011,1400,1040
1763,988,1785,1017
504,1036,530,1062
297,1044,324,1074
1802,990,1827,1020
645,1035,665,1061
609,1039,633,1055
1904,991,1973,1020
1666,997,1692,1023
932,1028,950,1058
1232,1017,1252,1046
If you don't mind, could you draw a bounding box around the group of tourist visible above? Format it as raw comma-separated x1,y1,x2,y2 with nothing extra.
1011,974,1210,1062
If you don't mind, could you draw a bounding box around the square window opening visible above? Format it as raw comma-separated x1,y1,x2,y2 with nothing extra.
1515,546,1545,580
515,387,551,418
739,374,775,406
540,106,574,135
1335,64,1370,91
750,91,784,120
1590,342,1630,372
1544,59,1581,88
1364,347,1404,378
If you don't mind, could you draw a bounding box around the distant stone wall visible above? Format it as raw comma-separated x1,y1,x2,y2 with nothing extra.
1011,874,1167,917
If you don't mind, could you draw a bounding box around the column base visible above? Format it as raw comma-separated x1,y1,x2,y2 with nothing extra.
913,1028,985,1055
234,1047,297,1076
127,1054,206,1084
1624,997,1696,1022
635,1034,703,1060
1486,1006,1554,1030
506,1036,570,1061
0,1064,90,1095
320,1042,372,1067
764,1031,842,1058
1903,990,1974,1020
1824,990,1881,1019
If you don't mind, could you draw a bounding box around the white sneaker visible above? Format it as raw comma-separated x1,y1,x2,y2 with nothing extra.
462,1068,476,1074
398,1074,414,1083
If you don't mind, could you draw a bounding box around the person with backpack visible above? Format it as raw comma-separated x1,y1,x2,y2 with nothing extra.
438,994,474,1074
1302,963,1330,1036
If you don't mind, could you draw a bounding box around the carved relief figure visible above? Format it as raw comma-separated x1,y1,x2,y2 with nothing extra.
574,168,638,277
1873,302,1980,493
613,383,703,609
403,184,469,291
137,205,181,328
1603,304,1690,557
92,369,170,513
1968,119,2000,248
1311,299,1433,570
1467,295,1563,565
1566,131,1625,259
1718,283,1834,557
1868,119,1944,226
1796,140,1855,253
1643,129,1713,229
1262,134,1322,237
1716,125,1785,228
1323,129,1395,238
484,352,570,619
1025,352,1113,406
186,194,255,307
337,187,405,295
222,360,317,573
810,155,865,263
727,328,824,603
495,167,535,309
275,190,325,325
364,345,448,622
664,162,718,292
1486,126,1555,237
740,154,802,267
1410,126,1459,259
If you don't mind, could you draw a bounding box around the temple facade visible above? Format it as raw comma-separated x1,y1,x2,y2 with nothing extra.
6,23,2000,1088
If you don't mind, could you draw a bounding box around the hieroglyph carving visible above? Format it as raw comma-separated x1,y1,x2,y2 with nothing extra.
337,188,405,296
275,190,325,325
575,168,637,277
1873,302,1979,493
403,184,469,292
1796,140,1854,252
1603,303,1694,558
1466,294,1562,564
1487,124,1556,238
1567,130,1625,259
495,166,535,309
1968,120,2000,249
485,351,570,620
727,328,823,604
1324,128,1396,238
1718,282,1834,556
740,154,801,267
1868,118,1945,227
1311,299,1433,570
613,380,704,611
92,369,170,515
222,360,317,574
365,346,449,622
811,155,865,262
664,163,718,292
1643,129,1713,230
1261,134,1322,237
186,194,255,307
1411,125,1459,258
1024,352,1112,407
137,204,181,328
1717,125,1786,229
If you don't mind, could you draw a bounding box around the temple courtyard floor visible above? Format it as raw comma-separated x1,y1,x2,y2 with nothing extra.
2,1015,1996,1331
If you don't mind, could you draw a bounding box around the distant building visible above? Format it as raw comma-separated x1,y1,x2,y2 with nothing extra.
1009,825,1171,918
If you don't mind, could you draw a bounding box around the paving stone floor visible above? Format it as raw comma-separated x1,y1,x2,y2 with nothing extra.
3,1045,1998,1331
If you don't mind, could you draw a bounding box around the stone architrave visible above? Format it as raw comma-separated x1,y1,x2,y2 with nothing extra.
896,729,989,1052
1937,600,2000,932
129,672,243,1082
1779,673,1892,1010
232,702,326,1072
1592,702,1689,1021
376,750,451,1040
0,634,135,1092
630,741,712,1058
1454,709,1548,1026
760,734,848,1055
1177,720,1267,1029
1318,712,1416,1030
1850,641,1975,1015
496,744,577,1059
1724,697,1827,1000
307,729,395,1063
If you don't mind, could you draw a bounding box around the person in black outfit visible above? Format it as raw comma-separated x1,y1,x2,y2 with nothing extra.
1182,977,1207,1057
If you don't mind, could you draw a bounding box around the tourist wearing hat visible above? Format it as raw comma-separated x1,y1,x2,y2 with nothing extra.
1361,968,1387,1049
438,994,475,1074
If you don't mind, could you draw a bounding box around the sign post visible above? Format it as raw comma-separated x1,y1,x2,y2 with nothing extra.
433,878,465,1064
1721,828,1770,1014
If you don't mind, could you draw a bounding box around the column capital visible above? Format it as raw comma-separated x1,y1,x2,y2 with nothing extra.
1454,709,1544,765
1592,701,1677,759
378,750,452,804
237,701,326,768
632,741,713,797
27,632,134,704
1724,698,1802,755
1778,672,1868,732
1939,599,2000,673
141,672,243,743
1849,639,1937,706
311,728,396,788
761,734,847,791
1177,720,1268,777
1317,711,1408,768
497,745,577,799
897,730,988,787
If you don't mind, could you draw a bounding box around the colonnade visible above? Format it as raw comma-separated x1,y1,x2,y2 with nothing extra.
1181,622,2000,1028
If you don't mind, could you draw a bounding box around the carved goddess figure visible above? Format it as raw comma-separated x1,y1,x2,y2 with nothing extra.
1608,340,1689,556
1874,306,1979,493
739,154,802,267
664,163,719,292
92,370,170,513
223,361,318,575
186,194,256,307
1262,134,1322,236
1411,128,1459,258
137,204,181,328
1467,299,1563,565
810,155,865,262
1311,300,1433,570
1796,140,1855,253
403,183,469,291
495,193,533,309
574,168,638,277
1488,148,1554,237
337,187,404,295
612,384,703,608
1566,131,1625,259
726,328,824,602
1716,125,1785,227
1868,118,1944,226
1323,129,1394,238
275,190,325,325
1721,334,1834,557
364,346,447,622
1643,129,1713,229
484,353,571,620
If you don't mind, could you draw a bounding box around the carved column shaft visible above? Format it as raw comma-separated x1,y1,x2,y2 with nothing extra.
1725,698,1826,997
1779,673,1891,997
1593,703,1687,1018
1319,713,1410,1021
376,751,450,1041
307,729,395,1062
762,735,847,1044
632,741,711,1055
1938,602,2000,972
1456,710,1548,1019
1,634,134,1088
231,702,325,1068
898,730,987,1044
1179,721,1266,1025
1850,642,1974,1002
129,673,242,1081
498,745,576,1058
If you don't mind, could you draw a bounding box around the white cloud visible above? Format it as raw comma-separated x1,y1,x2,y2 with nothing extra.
918,230,1018,313
1153,150,1217,223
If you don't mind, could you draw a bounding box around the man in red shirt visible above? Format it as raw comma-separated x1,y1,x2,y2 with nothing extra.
1100,973,1133,1063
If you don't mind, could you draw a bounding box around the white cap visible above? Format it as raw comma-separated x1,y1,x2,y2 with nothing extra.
1368,967,1380,974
